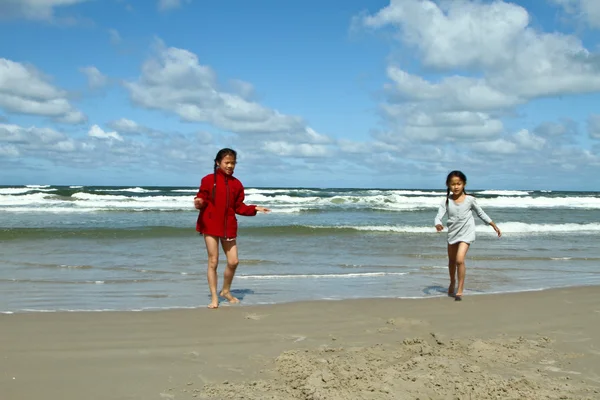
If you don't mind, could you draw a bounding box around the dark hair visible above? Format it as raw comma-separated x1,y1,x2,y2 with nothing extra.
445,170,468,207
212,148,237,199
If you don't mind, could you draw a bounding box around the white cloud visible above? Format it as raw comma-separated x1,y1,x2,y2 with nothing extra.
470,139,518,155
80,66,108,89
108,118,140,133
88,124,124,141
534,120,577,137
338,139,373,154
0,0,90,21
364,1,600,98
262,142,330,157
0,144,19,157
305,127,333,144
0,121,219,172
513,129,546,151
363,0,530,70
0,58,86,123
0,123,76,155
158,0,190,12
385,67,521,111
588,114,600,139
108,29,122,45
551,0,600,28
383,103,504,141
359,0,600,151
124,40,326,144
229,79,255,100
107,118,168,138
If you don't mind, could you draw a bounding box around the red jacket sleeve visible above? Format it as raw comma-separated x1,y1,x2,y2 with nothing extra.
234,182,257,216
195,175,212,209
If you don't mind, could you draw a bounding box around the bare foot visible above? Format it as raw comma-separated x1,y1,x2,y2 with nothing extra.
448,283,456,297
219,290,240,304
207,297,219,309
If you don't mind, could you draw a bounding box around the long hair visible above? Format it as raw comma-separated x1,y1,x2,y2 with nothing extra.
445,170,468,207
212,148,237,200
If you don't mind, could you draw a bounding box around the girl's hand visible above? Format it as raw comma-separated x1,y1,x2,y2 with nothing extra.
435,224,444,232
256,206,271,213
193,197,203,210
490,222,501,238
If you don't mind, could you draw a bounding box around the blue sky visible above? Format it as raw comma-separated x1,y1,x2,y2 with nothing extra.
1,0,599,190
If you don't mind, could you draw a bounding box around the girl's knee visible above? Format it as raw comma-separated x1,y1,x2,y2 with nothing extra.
228,259,239,269
207,255,219,269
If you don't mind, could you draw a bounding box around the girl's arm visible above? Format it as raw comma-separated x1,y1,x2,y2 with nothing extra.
489,221,502,237
472,197,501,237
193,176,211,210
434,201,447,231
234,183,271,215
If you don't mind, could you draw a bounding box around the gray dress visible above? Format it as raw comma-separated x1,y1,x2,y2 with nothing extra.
434,195,492,245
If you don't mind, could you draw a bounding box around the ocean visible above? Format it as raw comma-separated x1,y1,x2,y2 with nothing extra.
1,185,599,313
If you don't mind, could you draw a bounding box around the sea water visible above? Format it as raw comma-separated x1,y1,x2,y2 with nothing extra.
1,185,599,312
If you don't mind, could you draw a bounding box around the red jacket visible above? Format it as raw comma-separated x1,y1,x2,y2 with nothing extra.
195,169,257,239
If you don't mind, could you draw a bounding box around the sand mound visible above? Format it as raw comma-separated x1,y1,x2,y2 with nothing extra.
200,334,598,400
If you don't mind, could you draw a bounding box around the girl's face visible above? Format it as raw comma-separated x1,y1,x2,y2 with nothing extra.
216,154,236,175
448,176,465,196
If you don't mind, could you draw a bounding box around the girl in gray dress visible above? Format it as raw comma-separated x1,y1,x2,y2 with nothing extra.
434,171,501,301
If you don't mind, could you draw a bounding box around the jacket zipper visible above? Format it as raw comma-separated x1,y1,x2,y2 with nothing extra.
224,176,229,239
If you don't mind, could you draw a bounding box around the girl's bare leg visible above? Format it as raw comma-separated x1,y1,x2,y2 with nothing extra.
219,239,240,304
204,235,220,309
455,242,470,297
447,243,458,296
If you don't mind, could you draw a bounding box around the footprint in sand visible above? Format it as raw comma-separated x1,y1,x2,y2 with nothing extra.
544,366,582,375
275,333,306,342
588,349,600,357
386,317,429,328
245,313,268,320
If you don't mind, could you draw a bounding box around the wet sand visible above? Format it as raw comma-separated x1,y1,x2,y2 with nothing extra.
1,286,600,399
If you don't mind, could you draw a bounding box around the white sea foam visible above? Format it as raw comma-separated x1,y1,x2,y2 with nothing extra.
0,192,53,206
476,190,530,196
246,193,318,203
494,222,600,233
0,188,37,195
97,187,161,193
306,222,600,234
72,192,131,201
245,188,320,195
1,187,599,212
0,187,57,195
270,207,306,213
250,193,600,210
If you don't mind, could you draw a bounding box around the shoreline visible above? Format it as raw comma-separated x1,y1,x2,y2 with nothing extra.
2,286,600,399
2,283,599,314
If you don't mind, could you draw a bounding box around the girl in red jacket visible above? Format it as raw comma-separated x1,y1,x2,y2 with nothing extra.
194,148,270,309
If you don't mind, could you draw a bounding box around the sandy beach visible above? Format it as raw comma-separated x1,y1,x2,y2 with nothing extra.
2,286,600,400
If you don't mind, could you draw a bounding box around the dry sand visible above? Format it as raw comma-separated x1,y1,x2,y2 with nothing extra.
1,286,600,400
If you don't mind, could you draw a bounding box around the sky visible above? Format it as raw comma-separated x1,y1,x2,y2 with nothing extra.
1,0,600,190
